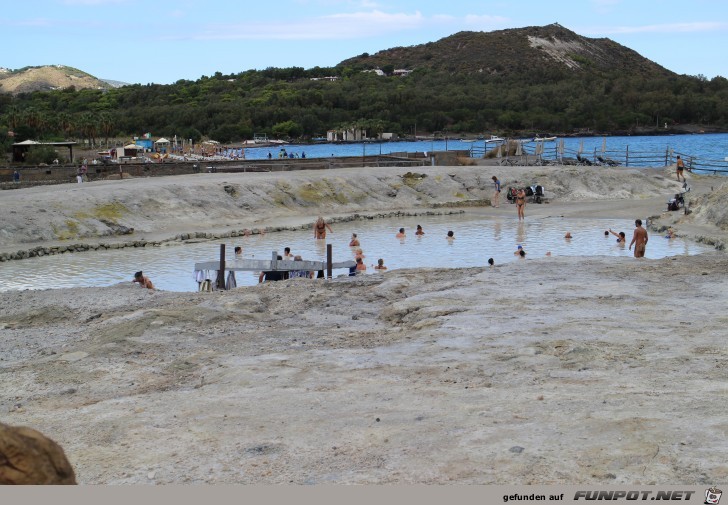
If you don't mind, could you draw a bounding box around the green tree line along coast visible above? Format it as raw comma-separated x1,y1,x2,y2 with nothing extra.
2,63,728,161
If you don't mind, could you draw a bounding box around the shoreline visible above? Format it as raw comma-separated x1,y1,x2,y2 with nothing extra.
1,164,726,258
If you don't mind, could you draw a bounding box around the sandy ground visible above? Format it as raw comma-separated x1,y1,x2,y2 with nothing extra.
1,164,727,484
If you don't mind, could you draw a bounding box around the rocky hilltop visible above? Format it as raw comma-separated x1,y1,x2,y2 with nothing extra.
0,65,115,95
341,23,674,79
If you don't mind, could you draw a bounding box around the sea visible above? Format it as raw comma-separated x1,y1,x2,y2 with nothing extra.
239,133,728,173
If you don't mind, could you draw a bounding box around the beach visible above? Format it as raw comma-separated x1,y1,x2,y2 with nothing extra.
1,164,727,484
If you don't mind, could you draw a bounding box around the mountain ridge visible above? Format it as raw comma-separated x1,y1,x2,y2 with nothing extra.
1,24,678,95
340,24,674,79
0,65,121,95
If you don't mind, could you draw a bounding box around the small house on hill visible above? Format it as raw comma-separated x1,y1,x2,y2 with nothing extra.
327,128,366,142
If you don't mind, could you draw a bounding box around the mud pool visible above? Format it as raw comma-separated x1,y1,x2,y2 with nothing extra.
1,214,706,292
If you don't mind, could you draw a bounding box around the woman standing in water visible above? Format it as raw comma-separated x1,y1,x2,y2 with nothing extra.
314,216,333,239
516,188,526,221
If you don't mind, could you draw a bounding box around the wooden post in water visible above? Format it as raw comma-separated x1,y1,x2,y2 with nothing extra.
625,145,629,167
217,244,226,290
327,244,333,279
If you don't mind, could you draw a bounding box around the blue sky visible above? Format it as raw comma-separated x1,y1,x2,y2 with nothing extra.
2,0,727,85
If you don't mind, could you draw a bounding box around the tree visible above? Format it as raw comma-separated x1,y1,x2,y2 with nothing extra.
56,112,73,140
98,112,115,147
271,120,302,139
77,112,98,147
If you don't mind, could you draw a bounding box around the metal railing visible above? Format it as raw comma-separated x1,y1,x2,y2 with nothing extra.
471,140,728,174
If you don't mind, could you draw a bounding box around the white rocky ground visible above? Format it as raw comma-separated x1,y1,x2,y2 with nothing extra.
1,164,727,484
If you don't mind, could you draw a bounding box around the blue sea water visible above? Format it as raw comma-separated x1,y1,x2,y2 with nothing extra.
241,133,728,171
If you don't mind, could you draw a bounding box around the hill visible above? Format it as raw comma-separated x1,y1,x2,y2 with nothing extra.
2,24,726,144
340,23,675,79
0,65,113,95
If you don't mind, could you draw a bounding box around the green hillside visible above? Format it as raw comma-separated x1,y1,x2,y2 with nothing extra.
1,24,727,155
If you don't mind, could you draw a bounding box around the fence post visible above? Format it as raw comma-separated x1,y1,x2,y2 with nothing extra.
326,244,333,279
217,244,226,290
625,145,629,167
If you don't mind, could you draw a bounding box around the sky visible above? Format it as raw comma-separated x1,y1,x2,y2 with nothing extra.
2,0,727,85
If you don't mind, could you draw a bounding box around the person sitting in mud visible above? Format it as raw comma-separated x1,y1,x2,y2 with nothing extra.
446,230,455,241
355,257,366,273
354,248,365,260
415,225,425,236
132,271,154,289
259,256,289,283
608,228,626,244
373,258,387,270
513,245,526,257
665,228,676,239
564,232,572,239
396,227,406,239
349,233,360,247
314,217,333,239
234,246,243,259
289,255,313,279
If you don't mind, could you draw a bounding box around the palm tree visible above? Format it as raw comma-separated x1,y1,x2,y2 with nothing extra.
98,112,115,147
56,112,73,140
77,112,98,148
5,105,22,131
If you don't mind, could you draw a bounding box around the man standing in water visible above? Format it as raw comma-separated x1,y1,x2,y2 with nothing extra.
629,219,649,258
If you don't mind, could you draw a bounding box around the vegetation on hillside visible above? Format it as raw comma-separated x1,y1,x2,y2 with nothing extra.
1,25,727,155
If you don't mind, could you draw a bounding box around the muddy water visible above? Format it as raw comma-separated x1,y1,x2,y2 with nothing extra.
2,214,706,292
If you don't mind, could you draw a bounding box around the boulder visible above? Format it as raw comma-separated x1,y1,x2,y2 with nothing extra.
0,423,76,484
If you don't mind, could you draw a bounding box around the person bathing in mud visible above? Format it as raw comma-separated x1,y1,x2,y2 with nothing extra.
314,216,333,239
132,271,154,289
608,228,626,244
373,258,387,270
